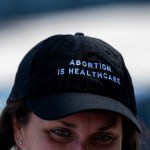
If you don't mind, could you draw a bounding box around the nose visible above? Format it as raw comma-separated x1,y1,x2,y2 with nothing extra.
74,142,91,150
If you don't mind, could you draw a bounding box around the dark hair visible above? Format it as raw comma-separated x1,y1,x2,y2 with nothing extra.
0,101,147,150
0,101,31,150
122,118,139,150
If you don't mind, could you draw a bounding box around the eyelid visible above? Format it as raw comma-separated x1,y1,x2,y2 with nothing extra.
45,127,74,138
44,127,75,143
91,132,117,143
51,128,72,136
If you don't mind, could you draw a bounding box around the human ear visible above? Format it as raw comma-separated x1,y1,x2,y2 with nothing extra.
12,117,26,149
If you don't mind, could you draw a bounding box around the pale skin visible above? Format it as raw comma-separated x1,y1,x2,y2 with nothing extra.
13,112,123,150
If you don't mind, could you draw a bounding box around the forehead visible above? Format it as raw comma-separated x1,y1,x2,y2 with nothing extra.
29,111,122,130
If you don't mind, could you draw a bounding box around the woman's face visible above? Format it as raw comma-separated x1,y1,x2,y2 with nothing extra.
14,112,123,150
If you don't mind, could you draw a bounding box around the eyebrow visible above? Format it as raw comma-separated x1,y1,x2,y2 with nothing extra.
97,122,118,131
58,120,77,128
57,119,119,131
100,115,121,128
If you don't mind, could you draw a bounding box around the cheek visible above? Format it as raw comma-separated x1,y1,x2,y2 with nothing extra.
112,138,122,150
24,135,73,150
22,127,53,150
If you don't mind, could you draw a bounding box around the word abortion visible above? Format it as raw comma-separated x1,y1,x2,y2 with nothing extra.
57,59,121,85
69,59,112,72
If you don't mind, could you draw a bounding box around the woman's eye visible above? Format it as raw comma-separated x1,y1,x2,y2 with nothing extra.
51,128,71,137
94,135,112,141
47,128,74,143
92,134,114,144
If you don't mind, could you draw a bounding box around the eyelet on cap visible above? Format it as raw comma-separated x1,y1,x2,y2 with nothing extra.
75,32,84,36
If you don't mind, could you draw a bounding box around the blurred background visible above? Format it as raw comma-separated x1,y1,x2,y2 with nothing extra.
0,0,150,145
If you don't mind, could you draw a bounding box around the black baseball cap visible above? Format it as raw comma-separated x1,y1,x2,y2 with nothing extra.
7,33,141,131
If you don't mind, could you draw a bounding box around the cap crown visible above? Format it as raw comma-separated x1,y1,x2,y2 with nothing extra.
8,34,137,115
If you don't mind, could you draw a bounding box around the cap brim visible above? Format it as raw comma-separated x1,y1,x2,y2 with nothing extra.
26,92,141,132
